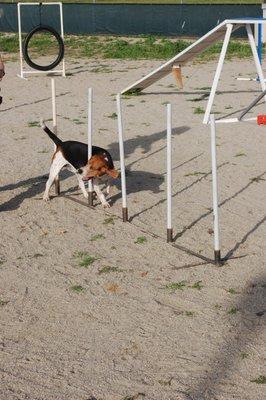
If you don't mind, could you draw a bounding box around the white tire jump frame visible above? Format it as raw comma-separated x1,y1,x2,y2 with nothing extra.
17,2,66,79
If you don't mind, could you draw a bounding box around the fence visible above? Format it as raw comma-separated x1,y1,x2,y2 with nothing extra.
0,3,261,37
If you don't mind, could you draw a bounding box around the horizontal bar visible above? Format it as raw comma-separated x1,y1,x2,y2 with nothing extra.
22,69,64,75
215,117,257,124
18,2,62,6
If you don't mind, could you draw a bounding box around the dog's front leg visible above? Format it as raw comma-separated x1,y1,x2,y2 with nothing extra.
94,178,110,208
74,170,89,199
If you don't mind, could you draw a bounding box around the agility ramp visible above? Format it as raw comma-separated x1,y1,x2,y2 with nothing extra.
121,19,266,124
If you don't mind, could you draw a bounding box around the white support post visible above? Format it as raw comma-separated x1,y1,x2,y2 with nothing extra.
87,88,94,206
17,4,25,79
246,23,266,96
51,78,60,195
166,103,173,243
116,93,128,222
203,23,233,124
210,115,221,265
59,2,66,77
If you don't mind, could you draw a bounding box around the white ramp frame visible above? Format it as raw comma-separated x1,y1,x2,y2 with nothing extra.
17,2,66,79
203,24,233,124
246,23,266,94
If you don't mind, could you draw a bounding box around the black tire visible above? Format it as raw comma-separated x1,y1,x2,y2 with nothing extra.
22,25,64,71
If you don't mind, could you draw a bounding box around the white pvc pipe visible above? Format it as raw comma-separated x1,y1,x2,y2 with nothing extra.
166,103,172,231
203,23,233,124
210,115,220,255
116,94,127,211
246,23,266,96
51,78,57,136
88,88,93,196
17,4,24,79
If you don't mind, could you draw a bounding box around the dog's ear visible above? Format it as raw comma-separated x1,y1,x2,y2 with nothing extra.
106,168,119,179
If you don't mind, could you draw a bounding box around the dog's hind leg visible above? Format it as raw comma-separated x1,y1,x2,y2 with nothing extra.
43,152,66,201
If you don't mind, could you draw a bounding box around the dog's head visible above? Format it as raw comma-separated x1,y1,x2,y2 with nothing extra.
81,154,119,181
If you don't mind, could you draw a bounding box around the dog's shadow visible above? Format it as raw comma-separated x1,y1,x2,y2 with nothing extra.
108,169,164,206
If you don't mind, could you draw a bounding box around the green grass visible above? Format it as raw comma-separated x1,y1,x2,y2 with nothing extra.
0,32,254,62
70,285,85,293
74,251,98,267
98,266,122,274
228,307,238,314
90,233,105,241
190,281,203,290
165,281,186,291
134,236,147,244
250,375,266,384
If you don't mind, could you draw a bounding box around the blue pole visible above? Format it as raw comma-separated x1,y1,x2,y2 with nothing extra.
258,22,262,65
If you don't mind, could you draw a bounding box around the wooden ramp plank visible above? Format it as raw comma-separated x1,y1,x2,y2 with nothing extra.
120,19,247,94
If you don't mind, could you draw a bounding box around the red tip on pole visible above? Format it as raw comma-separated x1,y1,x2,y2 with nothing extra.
257,115,266,125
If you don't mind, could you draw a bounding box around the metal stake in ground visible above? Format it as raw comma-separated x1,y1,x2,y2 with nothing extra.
51,78,60,196
116,93,128,222
210,114,222,264
166,103,173,242
87,88,94,206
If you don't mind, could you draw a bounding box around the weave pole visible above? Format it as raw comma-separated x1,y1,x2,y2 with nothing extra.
51,78,60,195
116,93,128,222
166,103,173,242
87,88,94,206
210,114,222,264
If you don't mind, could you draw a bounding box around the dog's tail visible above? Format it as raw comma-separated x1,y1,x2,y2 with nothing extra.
40,119,63,147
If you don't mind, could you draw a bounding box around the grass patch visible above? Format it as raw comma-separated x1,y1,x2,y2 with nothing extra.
98,266,122,274
227,288,237,294
0,32,255,62
103,216,116,225
165,281,186,291
28,121,39,128
107,112,117,119
90,233,105,241
134,236,147,244
184,171,206,177
190,281,203,290
234,151,247,157
70,285,85,293
74,251,98,267
228,307,238,314
250,375,266,384
193,106,205,114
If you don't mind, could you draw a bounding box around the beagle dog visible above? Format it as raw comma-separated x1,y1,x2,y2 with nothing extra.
41,120,118,207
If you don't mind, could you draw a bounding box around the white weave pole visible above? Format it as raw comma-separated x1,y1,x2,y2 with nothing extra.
116,93,128,222
210,114,221,264
51,78,60,195
87,88,94,206
166,103,173,242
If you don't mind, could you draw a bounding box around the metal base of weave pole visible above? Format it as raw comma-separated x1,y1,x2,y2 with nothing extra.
167,228,173,243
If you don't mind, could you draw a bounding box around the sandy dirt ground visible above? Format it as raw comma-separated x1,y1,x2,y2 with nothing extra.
0,56,265,400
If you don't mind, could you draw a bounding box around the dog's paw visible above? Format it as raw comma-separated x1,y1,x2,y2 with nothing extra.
43,193,50,202
83,192,89,199
102,202,111,209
